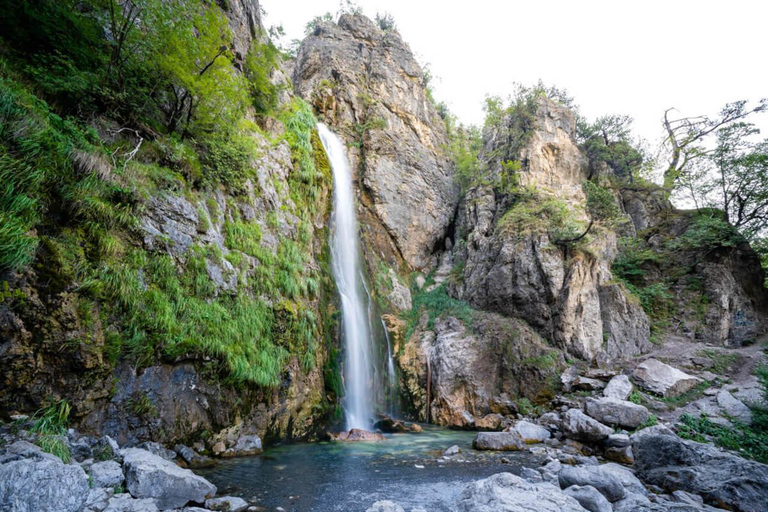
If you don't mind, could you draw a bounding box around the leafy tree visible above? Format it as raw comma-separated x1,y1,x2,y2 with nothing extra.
577,114,645,180
375,12,397,32
661,99,767,192
683,122,768,240
304,12,333,35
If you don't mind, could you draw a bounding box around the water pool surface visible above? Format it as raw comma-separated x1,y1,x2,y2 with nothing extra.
197,425,543,512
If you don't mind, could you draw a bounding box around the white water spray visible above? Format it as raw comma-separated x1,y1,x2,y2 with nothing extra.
318,123,375,431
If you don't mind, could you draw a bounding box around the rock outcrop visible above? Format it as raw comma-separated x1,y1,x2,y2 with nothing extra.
294,14,458,270
397,312,563,425
633,434,768,512
450,97,651,363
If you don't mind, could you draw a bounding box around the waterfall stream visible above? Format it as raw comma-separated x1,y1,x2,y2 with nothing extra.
318,123,375,431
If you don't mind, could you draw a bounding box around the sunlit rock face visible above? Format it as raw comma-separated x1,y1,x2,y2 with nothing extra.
450,97,647,362
293,13,458,270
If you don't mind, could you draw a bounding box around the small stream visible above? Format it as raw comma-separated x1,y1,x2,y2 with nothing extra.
197,425,543,512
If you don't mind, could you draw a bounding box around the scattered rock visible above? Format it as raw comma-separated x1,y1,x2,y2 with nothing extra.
90,460,125,488
374,416,407,433
561,366,580,392
329,429,386,442
573,377,607,392
538,412,561,430
716,390,752,425
205,496,249,512
506,420,551,444
558,465,626,502
629,424,675,443
408,423,422,433
633,433,768,512
597,463,647,496
560,409,612,443
231,436,263,456
0,451,89,512
443,445,461,456
489,395,519,416
365,501,405,512
584,397,650,429
174,444,216,468
632,359,702,398
84,487,114,512
603,375,633,400
134,442,176,461
476,413,506,431
473,432,524,451
122,448,217,510
520,467,543,483
455,472,589,512
211,442,226,456
612,493,655,512
604,445,634,465
562,485,612,512
103,494,159,512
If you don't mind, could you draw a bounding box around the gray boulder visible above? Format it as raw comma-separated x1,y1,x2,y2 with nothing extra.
584,397,650,429
134,442,176,461
443,445,461,456
473,432,524,451
0,456,89,512
507,420,551,444
231,435,262,456
455,472,588,512
603,375,633,400
562,485,612,512
365,501,405,512
633,434,768,512
598,463,647,495
716,390,752,425
632,359,701,398
91,460,125,488
205,496,249,512
122,448,216,510
613,493,658,512
630,424,676,443
558,465,626,502
84,487,114,512
560,409,612,442
103,494,160,512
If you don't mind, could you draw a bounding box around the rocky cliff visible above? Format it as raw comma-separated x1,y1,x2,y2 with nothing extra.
293,14,458,271
0,0,338,446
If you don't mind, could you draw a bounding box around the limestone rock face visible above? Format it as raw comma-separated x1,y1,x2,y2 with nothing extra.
294,14,458,269
452,97,650,361
455,473,589,512
558,465,627,502
397,312,563,426
632,359,702,398
598,284,651,359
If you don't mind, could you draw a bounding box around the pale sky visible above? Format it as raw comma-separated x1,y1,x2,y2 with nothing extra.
262,0,767,148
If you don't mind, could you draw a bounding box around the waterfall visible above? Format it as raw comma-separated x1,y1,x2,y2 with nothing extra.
318,123,375,431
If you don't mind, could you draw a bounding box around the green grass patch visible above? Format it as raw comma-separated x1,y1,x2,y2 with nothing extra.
678,413,768,464
404,282,475,340
699,349,740,375
659,381,712,408
30,399,71,462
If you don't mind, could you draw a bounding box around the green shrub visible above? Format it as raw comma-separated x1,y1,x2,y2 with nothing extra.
30,399,71,462
678,413,768,464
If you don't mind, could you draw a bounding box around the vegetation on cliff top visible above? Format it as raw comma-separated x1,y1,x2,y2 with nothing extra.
0,1,335,389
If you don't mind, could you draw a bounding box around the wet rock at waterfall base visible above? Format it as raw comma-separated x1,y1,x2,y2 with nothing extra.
327,429,386,442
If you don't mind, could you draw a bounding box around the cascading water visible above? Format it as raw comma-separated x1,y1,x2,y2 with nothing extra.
318,123,375,431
